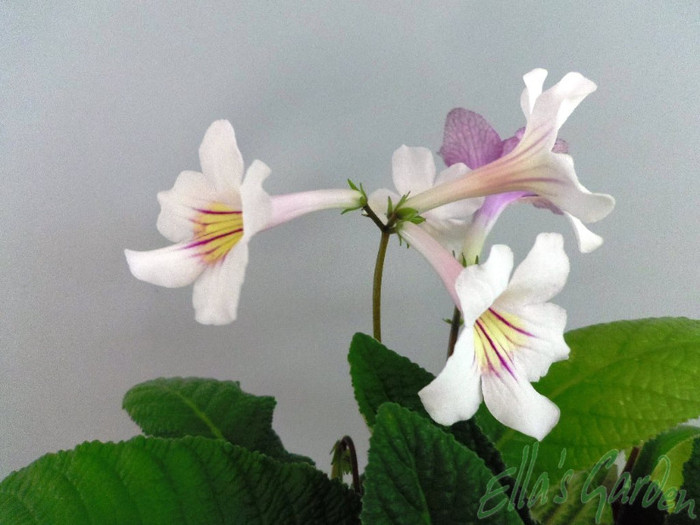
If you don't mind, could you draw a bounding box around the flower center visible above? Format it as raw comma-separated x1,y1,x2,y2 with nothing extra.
473,308,532,377
188,202,244,264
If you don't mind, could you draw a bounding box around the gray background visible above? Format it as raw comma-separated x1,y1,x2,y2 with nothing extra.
2,2,698,479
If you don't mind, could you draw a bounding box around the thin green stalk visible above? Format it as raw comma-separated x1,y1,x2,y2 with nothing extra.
372,229,391,342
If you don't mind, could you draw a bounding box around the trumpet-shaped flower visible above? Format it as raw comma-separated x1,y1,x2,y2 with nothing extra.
403,69,615,252
402,223,569,440
125,120,362,325
441,105,601,259
368,145,483,253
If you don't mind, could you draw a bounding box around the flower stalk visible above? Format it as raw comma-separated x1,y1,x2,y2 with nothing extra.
372,229,391,342
363,203,398,342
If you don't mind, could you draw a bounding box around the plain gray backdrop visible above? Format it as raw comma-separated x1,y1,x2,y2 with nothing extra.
2,2,699,479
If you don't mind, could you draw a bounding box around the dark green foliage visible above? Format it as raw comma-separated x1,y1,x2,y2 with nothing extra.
0,436,360,525
361,404,523,524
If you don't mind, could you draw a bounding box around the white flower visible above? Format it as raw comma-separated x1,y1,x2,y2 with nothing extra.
125,120,361,325
404,70,615,234
406,226,570,440
368,145,482,253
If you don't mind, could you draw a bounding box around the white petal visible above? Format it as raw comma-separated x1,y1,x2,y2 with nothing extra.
497,233,569,307
239,159,272,238
429,163,484,221
520,152,615,224
124,245,204,288
419,335,482,426
549,72,598,131
156,170,219,242
508,302,569,381
198,120,244,193
433,162,470,187
565,212,604,253
367,188,400,225
520,68,548,117
391,146,436,196
523,73,597,149
482,366,560,440
455,244,513,323
192,242,249,325
418,216,471,256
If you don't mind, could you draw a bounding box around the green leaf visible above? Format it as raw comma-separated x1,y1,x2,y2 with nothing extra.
361,403,523,524
666,437,700,525
477,318,700,480
348,333,430,427
630,426,700,512
123,377,311,463
0,436,360,525
529,469,615,525
348,333,504,472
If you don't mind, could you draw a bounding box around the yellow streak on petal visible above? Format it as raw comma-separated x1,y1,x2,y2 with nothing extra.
190,202,244,265
472,309,530,375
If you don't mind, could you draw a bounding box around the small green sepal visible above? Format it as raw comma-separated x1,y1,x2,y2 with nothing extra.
342,179,368,214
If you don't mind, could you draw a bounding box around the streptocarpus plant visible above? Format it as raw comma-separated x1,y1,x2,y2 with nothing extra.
2,69,698,525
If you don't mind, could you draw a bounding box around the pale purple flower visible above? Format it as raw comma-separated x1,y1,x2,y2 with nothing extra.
404,69,615,259
125,120,362,325
442,107,601,260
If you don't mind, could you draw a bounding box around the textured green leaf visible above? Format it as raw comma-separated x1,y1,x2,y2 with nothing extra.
348,333,432,427
123,377,310,463
666,437,700,525
0,436,360,525
348,333,504,471
361,403,523,524
477,318,700,480
630,426,700,513
530,468,615,525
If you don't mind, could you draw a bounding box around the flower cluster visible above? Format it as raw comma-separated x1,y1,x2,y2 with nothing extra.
126,69,614,440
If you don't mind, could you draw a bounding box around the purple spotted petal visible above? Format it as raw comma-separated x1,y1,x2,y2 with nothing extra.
439,109,503,169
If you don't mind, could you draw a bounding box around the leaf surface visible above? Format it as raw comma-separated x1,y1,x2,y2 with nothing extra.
0,436,359,525
478,318,700,478
123,377,310,463
361,403,523,524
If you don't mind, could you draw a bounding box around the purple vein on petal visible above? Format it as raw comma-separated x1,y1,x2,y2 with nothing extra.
488,308,535,337
475,319,516,377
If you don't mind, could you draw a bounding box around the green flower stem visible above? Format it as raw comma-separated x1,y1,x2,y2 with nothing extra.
363,204,396,343
362,203,388,231
372,229,391,342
